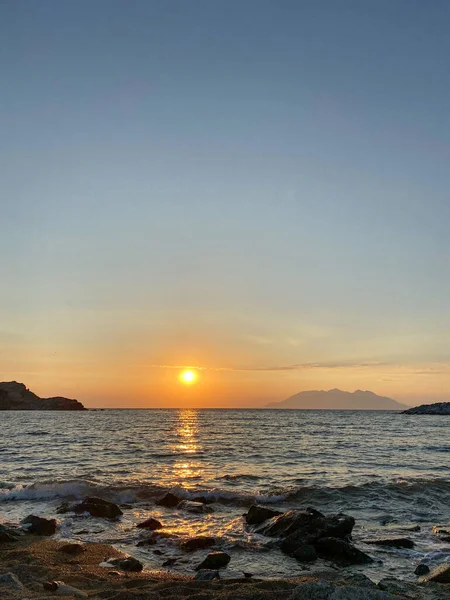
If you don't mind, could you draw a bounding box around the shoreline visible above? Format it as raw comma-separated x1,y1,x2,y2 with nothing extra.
0,525,449,599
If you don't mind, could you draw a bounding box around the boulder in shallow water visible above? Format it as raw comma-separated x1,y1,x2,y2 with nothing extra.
195,551,231,570
180,536,216,552
422,563,450,583
194,570,220,581
106,557,144,572
156,492,181,508
0,525,21,543
21,515,57,536
260,508,354,543
72,497,123,519
414,563,430,576
136,517,163,530
178,500,214,514
362,537,414,549
292,544,317,562
245,505,283,525
314,537,373,564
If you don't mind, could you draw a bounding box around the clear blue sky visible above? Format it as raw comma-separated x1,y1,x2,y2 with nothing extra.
1,1,450,406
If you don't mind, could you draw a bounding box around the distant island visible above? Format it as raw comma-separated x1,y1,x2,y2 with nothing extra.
0,381,86,411
265,388,407,410
402,402,450,415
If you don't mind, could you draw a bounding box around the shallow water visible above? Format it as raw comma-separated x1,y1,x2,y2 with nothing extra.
1,409,450,580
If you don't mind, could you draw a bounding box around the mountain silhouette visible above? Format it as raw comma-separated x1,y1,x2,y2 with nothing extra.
265,388,407,410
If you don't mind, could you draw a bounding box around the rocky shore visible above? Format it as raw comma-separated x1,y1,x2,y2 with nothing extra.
402,402,450,415
0,382,85,410
2,497,450,599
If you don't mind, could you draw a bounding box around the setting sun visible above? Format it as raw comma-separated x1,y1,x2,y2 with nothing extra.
179,370,197,385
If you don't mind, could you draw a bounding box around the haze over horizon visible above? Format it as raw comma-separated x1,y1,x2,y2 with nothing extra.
2,1,450,408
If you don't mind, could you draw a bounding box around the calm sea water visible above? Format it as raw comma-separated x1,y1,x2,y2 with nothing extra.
1,409,450,580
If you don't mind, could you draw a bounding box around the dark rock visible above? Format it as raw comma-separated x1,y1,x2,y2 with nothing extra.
194,570,220,581
136,535,157,547
403,525,420,532
403,402,450,415
178,500,213,514
314,537,373,564
162,558,178,567
180,536,216,552
362,537,414,549
72,497,123,519
433,526,450,536
153,549,163,555
107,557,144,572
195,551,231,570
21,515,57,536
292,544,317,562
245,505,283,525
120,503,133,509
192,496,214,505
0,381,85,410
414,563,430,576
0,572,24,591
59,543,86,555
423,563,450,583
0,525,20,543
156,492,181,509
56,502,71,515
136,518,163,530
260,508,354,545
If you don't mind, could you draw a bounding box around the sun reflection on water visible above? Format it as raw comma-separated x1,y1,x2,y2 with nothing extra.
172,409,203,487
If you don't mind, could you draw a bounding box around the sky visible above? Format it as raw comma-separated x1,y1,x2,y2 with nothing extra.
1,0,450,407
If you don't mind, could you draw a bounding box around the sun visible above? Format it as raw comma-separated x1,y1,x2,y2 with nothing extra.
179,370,198,385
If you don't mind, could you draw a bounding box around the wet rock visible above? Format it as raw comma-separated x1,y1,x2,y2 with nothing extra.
414,563,430,576
153,549,163,555
362,537,414,549
245,505,283,525
162,558,178,567
337,573,377,588
136,536,157,547
194,570,220,581
136,517,163,530
59,543,86,555
120,503,133,509
192,495,214,504
292,544,317,562
403,525,420,532
261,508,355,556
422,563,450,583
21,515,57,536
180,536,216,552
156,492,181,508
0,525,20,542
43,581,88,598
314,537,373,564
290,579,396,599
0,572,24,591
195,551,231,570
432,525,450,542
106,557,144,572
72,497,123,519
179,500,213,514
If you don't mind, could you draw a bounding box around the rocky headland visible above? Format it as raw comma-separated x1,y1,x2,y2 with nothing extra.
0,381,85,411
402,402,450,415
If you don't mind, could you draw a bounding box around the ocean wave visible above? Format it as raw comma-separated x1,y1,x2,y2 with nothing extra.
1,476,450,511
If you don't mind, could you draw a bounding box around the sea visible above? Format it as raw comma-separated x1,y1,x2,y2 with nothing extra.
1,409,450,581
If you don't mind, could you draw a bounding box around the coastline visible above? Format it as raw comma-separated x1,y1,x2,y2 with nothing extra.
0,535,449,600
